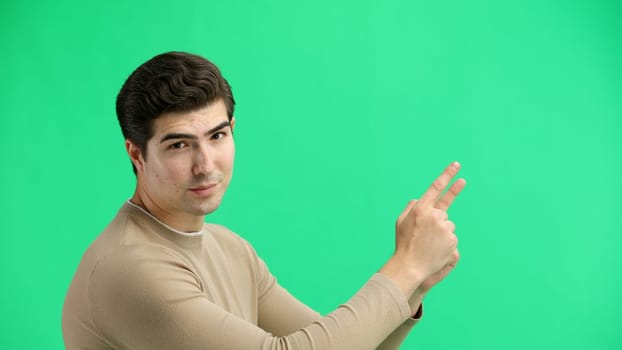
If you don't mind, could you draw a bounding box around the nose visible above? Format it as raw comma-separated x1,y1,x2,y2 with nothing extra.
192,143,215,176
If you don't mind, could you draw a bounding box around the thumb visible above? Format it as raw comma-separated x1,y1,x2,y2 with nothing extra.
397,199,418,223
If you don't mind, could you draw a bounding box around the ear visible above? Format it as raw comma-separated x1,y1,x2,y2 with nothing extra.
125,139,146,174
230,117,236,131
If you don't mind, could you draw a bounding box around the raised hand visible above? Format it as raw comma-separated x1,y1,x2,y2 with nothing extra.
380,162,466,299
414,162,466,294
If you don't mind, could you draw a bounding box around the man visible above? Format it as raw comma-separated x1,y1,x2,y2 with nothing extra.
62,51,466,349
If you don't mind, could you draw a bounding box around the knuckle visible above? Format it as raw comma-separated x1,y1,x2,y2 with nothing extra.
447,220,455,231
433,218,444,230
449,233,458,246
432,179,444,192
413,205,426,216
450,250,460,266
435,199,447,209
431,209,445,220
449,186,459,196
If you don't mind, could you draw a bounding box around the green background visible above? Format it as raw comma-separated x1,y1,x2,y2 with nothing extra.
1,0,620,348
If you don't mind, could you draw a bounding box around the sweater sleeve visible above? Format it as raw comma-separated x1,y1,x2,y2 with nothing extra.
258,281,419,349
90,247,414,350
252,246,419,349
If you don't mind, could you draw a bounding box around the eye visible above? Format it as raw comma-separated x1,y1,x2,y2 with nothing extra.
168,141,188,150
211,131,227,140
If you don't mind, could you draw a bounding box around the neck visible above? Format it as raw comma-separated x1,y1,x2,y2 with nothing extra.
130,189,204,233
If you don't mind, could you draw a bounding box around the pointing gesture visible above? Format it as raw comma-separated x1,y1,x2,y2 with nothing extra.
419,161,466,211
380,161,467,302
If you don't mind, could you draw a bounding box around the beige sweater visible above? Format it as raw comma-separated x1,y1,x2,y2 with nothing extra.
62,202,419,349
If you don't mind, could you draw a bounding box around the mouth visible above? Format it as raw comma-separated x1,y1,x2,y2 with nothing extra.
188,183,218,196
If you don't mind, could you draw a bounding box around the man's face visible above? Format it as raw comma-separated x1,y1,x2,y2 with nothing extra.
133,99,235,222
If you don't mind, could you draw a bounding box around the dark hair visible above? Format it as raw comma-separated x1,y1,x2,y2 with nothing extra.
116,51,235,173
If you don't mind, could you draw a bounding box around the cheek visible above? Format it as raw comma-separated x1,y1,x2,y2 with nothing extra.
221,144,235,171
147,158,186,187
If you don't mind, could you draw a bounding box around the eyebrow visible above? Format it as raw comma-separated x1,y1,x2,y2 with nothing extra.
159,120,231,144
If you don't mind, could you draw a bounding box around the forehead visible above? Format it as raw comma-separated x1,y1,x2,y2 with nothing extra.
152,99,229,136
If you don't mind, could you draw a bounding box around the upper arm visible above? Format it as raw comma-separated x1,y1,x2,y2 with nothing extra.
89,248,273,350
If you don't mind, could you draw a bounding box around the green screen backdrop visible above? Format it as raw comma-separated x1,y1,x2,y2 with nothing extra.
1,0,621,348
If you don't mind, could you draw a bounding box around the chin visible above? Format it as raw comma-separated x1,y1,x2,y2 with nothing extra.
200,207,219,216
194,200,223,216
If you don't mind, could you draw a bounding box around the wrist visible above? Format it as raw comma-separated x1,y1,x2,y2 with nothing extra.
379,255,425,298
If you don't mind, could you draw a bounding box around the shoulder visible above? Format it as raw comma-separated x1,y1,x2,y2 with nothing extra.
91,244,194,290
88,244,202,320
68,208,189,300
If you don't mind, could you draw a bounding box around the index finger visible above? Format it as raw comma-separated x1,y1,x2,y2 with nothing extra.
418,161,461,208
436,178,466,211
